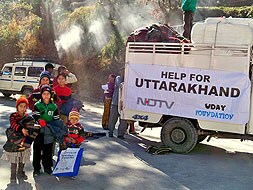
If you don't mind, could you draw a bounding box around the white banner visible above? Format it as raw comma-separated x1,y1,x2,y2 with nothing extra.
53,148,80,174
125,63,251,124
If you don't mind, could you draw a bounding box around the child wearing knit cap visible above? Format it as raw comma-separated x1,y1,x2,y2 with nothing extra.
32,85,67,176
28,71,60,112
63,109,86,148
1,96,31,183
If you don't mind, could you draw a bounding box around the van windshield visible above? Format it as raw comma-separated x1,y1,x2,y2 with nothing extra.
2,66,12,75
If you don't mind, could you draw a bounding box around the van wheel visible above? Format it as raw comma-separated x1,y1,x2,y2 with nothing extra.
2,92,12,97
160,118,198,154
22,88,33,97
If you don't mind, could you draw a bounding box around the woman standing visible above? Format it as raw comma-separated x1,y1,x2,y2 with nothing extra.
102,74,115,130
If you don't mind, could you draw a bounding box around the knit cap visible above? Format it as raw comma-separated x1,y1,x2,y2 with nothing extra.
40,71,51,81
16,96,28,108
69,108,80,120
40,84,52,95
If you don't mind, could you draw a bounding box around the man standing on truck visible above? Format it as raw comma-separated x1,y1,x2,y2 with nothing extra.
108,67,128,139
181,0,197,40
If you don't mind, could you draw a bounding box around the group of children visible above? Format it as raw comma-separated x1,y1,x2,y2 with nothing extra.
1,70,86,183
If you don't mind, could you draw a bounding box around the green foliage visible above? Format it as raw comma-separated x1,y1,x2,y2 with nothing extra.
57,3,126,67
68,5,96,24
0,1,33,25
100,35,126,67
51,1,127,97
0,0,41,42
219,6,253,18
198,6,253,19
0,1,41,61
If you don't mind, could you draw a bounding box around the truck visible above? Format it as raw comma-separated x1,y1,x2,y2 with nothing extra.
119,17,253,153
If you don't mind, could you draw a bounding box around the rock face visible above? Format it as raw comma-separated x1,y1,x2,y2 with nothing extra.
198,0,252,7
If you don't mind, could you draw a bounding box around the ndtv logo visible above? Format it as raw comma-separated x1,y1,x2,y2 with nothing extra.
137,97,174,109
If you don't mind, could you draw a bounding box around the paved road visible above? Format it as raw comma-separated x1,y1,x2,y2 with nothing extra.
0,95,253,190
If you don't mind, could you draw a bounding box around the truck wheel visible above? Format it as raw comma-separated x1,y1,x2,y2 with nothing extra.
2,92,12,98
22,88,33,97
197,135,207,143
160,118,198,154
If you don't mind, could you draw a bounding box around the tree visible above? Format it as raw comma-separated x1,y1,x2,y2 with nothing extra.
143,0,183,25
0,1,42,64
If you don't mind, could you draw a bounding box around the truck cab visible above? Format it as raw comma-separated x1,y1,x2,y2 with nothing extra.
119,17,253,153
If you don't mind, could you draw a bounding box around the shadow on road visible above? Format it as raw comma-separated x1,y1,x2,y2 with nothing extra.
0,96,19,134
5,179,33,190
117,134,253,190
0,96,16,107
1,96,253,190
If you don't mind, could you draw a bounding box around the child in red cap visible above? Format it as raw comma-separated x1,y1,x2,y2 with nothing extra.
1,96,31,183
63,109,86,148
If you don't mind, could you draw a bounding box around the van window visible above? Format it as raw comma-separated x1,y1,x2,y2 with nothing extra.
2,66,12,75
14,67,26,76
28,67,44,77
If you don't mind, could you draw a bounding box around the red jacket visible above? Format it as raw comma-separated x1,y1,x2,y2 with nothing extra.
28,87,40,111
10,112,28,132
53,85,72,107
64,122,85,145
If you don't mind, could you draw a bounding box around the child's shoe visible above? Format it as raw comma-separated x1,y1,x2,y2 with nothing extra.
44,168,53,175
10,173,17,183
10,163,17,183
33,170,41,177
17,163,28,180
17,170,28,180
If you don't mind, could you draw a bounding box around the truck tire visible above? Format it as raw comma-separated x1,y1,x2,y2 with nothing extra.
160,117,198,154
22,88,33,97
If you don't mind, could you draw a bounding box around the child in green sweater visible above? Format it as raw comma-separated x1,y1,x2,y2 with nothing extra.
32,85,67,176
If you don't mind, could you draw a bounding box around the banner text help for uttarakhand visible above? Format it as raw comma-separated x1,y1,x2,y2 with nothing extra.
135,71,240,98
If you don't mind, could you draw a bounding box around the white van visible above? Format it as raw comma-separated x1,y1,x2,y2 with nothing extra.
120,17,253,153
0,59,60,97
